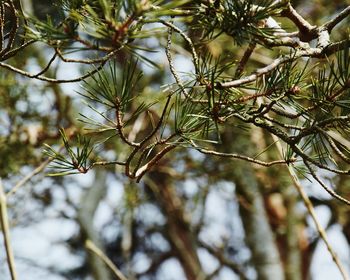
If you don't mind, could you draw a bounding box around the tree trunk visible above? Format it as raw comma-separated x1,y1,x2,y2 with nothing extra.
147,171,205,280
233,163,285,280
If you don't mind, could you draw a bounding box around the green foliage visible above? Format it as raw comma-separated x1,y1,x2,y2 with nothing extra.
27,0,191,50
0,0,349,198
332,41,350,87
78,60,156,130
43,129,93,176
174,94,216,143
80,60,141,110
197,0,286,44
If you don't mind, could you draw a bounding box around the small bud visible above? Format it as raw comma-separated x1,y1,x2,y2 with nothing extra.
288,86,301,95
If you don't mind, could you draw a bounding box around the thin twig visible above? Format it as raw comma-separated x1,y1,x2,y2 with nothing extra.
90,160,126,168
235,41,256,78
0,60,107,83
0,0,18,57
125,148,140,178
292,144,350,175
323,6,350,32
271,135,349,280
317,128,350,164
85,239,129,280
304,161,350,206
135,144,176,181
6,158,52,197
115,102,140,148
159,20,199,73
165,24,190,98
218,37,346,89
140,95,172,146
288,163,349,280
238,111,350,175
324,39,350,56
55,45,123,64
133,134,178,174
31,52,58,78
0,179,18,280
0,2,4,51
195,147,294,167
1,40,35,61
327,131,350,148
219,55,295,88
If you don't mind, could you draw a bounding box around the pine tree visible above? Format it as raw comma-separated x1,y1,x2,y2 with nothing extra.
1,1,350,279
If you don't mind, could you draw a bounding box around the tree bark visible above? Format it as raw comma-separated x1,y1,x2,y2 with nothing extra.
225,127,285,280
233,163,285,280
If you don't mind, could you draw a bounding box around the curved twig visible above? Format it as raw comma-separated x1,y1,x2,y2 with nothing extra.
194,146,295,167
304,160,350,206
0,60,107,83
159,19,199,73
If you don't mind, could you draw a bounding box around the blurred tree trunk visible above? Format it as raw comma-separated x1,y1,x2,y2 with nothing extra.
233,163,285,280
252,128,303,280
284,186,303,280
147,170,205,280
78,170,111,280
222,127,284,280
